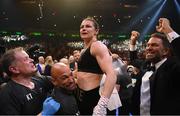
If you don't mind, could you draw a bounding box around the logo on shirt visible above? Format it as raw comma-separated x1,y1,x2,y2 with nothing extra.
26,93,33,101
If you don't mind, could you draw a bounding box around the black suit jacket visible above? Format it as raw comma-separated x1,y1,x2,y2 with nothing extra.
131,37,180,115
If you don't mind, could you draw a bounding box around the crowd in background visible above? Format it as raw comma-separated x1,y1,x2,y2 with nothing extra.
0,17,179,115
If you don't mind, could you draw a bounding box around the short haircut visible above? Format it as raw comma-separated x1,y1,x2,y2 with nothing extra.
0,47,24,76
83,16,100,30
151,33,170,49
73,50,80,55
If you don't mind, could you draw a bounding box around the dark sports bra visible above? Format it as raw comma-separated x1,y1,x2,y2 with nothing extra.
78,47,103,74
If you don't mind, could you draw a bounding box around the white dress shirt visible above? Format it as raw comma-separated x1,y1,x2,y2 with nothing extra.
140,58,167,115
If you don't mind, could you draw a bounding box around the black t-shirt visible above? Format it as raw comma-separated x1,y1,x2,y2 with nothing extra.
0,76,53,115
51,87,79,115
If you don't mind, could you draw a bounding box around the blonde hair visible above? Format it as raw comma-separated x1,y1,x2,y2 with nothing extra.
45,55,54,66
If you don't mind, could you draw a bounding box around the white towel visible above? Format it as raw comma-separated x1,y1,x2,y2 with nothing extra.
99,74,122,111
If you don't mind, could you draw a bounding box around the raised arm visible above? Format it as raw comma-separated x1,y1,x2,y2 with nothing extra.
129,31,140,61
156,18,180,58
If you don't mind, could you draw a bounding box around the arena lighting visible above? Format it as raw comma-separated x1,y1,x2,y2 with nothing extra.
38,0,44,18
15,32,23,35
174,0,180,14
139,0,167,41
123,0,162,32
30,32,42,36
48,33,55,37
118,35,126,38
0,31,8,34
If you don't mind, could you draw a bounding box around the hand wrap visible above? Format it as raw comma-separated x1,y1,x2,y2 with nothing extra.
93,96,109,116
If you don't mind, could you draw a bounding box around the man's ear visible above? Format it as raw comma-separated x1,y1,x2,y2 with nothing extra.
9,66,20,74
95,29,99,35
162,48,170,56
51,78,57,86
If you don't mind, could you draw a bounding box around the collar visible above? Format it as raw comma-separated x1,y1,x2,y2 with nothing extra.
154,58,167,70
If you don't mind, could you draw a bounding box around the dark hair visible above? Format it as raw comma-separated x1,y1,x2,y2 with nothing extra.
151,33,170,48
0,47,24,77
82,16,100,30
151,32,172,57
73,50,80,55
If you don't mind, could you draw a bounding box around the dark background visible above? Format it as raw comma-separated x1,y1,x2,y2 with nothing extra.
0,0,179,36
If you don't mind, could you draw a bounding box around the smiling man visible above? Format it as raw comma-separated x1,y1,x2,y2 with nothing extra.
49,62,79,115
130,18,180,115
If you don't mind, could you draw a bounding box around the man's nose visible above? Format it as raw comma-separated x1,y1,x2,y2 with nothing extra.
146,45,153,50
69,76,75,83
29,58,34,62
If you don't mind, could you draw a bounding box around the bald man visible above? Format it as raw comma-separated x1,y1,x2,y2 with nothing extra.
49,63,79,115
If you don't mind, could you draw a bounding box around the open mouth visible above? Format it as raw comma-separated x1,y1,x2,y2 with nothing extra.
146,51,155,56
81,32,88,35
